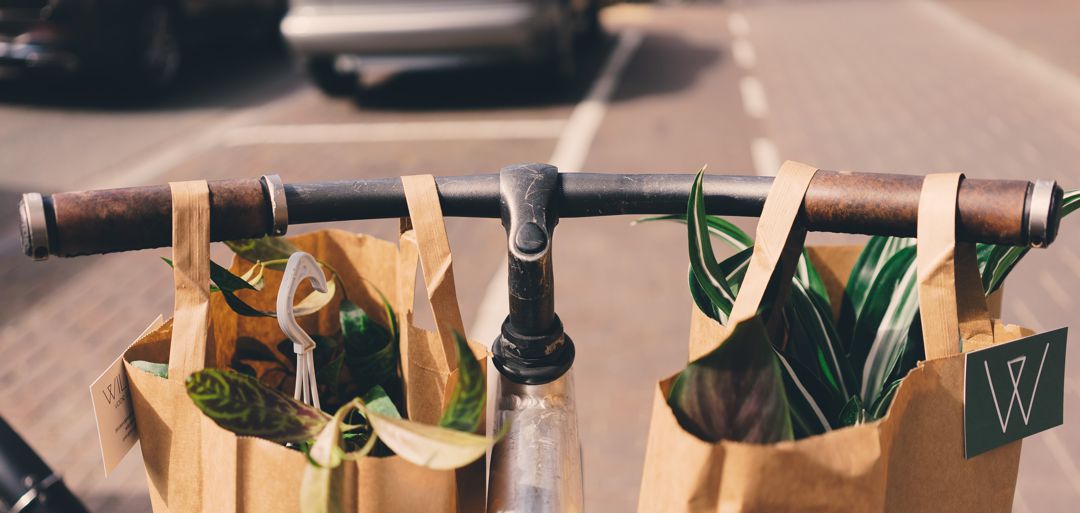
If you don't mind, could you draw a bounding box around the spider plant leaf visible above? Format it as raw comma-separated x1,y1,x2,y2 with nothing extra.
226,237,303,270
438,331,485,433
637,214,754,251
838,395,868,427
838,237,915,346
774,350,840,437
852,247,920,405
869,378,903,420
185,369,331,443
667,316,793,443
797,249,830,307
784,279,856,399
689,267,721,322
687,169,738,323
977,189,1077,294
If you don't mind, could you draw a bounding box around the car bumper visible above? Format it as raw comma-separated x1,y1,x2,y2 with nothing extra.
281,3,546,58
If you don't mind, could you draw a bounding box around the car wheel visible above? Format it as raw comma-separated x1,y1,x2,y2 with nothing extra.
581,0,603,42
134,4,182,90
306,56,360,97
541,21,577,88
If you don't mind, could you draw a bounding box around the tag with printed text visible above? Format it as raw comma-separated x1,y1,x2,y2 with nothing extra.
964,327,1067,458
90,316,164,475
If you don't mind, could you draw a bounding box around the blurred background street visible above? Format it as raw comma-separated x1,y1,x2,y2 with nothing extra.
2,0,1080,511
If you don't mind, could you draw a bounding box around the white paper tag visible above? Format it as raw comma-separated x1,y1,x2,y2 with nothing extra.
90,315,164,476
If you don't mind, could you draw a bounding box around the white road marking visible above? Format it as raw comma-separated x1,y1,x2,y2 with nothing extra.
469,30,643,344
1040,429,1080,497
223,119,568,146
915,0,1080,110
739,75,769,118
751,137,780,176
732,39,757,69
90,86,309,189
728,12,750,38
548,30,644,174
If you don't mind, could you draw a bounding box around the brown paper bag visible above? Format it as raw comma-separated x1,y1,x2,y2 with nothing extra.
124,175,487,513
638,164,1024,513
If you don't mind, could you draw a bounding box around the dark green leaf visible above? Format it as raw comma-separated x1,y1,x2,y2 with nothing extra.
340,301,398,391
784,279,856,399
774,350,839,437
850,246,919,405
362,385,402,420
439,331,485,432
637,213,754,250
869,378,903,420
687,169,738,324
839,395,868,426
839,237,915,346
132,360,168,379
226,237,302,270
667,317,793,443
186,368,330,443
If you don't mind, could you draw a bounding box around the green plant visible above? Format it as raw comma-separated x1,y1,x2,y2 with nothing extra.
642,170,1077,442
140,237,496,511
186,331,493,513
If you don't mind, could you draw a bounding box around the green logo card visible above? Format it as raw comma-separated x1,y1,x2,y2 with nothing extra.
964,327,1067,458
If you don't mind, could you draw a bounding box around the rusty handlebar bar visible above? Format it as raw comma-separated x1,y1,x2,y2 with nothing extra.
19,169,1062,259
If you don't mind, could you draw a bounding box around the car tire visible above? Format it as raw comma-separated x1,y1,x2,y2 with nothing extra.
132,4,182,91
540,20,577,89
306,56,360,97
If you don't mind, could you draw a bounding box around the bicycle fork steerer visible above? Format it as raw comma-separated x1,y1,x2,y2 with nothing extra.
488,164,582,513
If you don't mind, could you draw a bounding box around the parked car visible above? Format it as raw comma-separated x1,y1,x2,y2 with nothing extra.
281,0,603,96
0,0,285,90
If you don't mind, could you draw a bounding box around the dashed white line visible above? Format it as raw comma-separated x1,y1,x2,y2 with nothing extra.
223,119,568,146
469,30,643,344
750,137,780,176
548,30,644,174
728,12,750,38
732,39,757,69
739,76,769,118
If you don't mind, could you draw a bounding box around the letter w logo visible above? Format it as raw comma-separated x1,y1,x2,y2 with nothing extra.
984,343,1050,433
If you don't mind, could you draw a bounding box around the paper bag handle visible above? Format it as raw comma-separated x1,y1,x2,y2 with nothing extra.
689,161,818,360
398,174,466,372
167,180,213,381
916,173,994,359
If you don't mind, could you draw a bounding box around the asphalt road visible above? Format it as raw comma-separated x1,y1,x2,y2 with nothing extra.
2,1,1079,512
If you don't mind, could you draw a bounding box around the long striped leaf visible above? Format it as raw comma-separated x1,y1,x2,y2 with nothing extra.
637,214,753,250
186,369,331,443
784,279,856,399
839,236,915,347
977,189,1078,294
687,170,738,320
774,351,837,437
855,247,920,405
